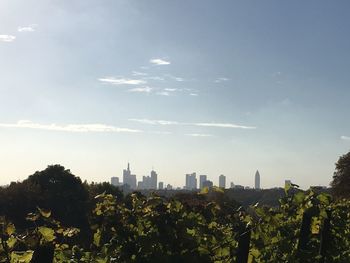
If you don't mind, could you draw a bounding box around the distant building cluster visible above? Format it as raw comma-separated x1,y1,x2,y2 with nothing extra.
138,170,157,190
111,164,271,191
185,173,223,190
111,163,171,191
183,170,262,190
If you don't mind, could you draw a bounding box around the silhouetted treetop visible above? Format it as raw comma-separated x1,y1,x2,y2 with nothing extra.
331,151,350,198
23,165,89,229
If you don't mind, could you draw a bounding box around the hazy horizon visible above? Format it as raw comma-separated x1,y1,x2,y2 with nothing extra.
1,0,350,188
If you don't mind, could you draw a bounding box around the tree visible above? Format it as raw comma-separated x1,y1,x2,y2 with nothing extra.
331,151,350,198
24,165,89,229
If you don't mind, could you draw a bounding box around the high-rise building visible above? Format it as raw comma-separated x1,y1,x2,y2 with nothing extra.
255,170,261,189
123,163,137,189
111,177,120,186
185,173,197,190
129,174,137,189
123,163,131,186
137,181,144,189
230,182,235,188
199,175,207,189
202,180,213,188
219,174,226,188
137,170,158,190
166,184,173,190
151,170,157,189
142,175,151,189
158,182,164,190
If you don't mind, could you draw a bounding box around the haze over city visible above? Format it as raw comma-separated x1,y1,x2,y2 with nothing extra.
1,0,350,188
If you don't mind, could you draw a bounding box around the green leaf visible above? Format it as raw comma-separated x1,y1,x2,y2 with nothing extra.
284,182,291,194
6,223,16,236
37,207,51,218
215,246,230,257
311,217,321,234
38,227,55,242
26,213,40,222
199,187,209,195
186,228,196,236
7,236,17,249
250,248,260,259
294,192,305,204
317,193,331,205
93,229,101,247
10,251,33,263
62,227,80,237
208,222,218,229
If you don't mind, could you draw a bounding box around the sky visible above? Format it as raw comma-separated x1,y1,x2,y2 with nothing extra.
1,0,350,189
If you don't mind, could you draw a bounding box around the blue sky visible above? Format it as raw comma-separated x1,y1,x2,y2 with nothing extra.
0,0,349,188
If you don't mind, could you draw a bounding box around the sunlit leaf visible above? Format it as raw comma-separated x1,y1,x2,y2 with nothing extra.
38,226,55,242
37,207,51,218
199,187,209,195
6,223,15,236
7,236,17,249
10,250,33,263
93,229,101,247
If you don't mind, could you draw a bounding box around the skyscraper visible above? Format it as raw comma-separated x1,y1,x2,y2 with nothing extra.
150,170,157,189
255,170,261,189
219,174,226,188
123,163,137,189
199,175,207,189
185,173,197,190
111,177,120,186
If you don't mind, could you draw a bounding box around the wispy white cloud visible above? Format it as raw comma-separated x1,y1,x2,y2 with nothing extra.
128,87,152,93
164,88,177,92
195,122,256,129
150,58,171,65
186,133,213,137
0,120,141,133
165,74,185,82
145,76,165,81
18,24,37,32
189,93,198,96
214,77,230,83
341,136,350,141
132,71,148,76
156,91,171,96
129,119,179,125
149,131,172,135
129,118,256,129
0,35,16,42
99,77,146,85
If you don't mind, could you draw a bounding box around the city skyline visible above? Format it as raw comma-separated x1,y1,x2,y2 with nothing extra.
112,162,269,190
1,1,350,188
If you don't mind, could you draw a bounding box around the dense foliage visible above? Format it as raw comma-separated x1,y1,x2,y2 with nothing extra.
0,185,349,262
0,163,349,262
331,151,350,198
